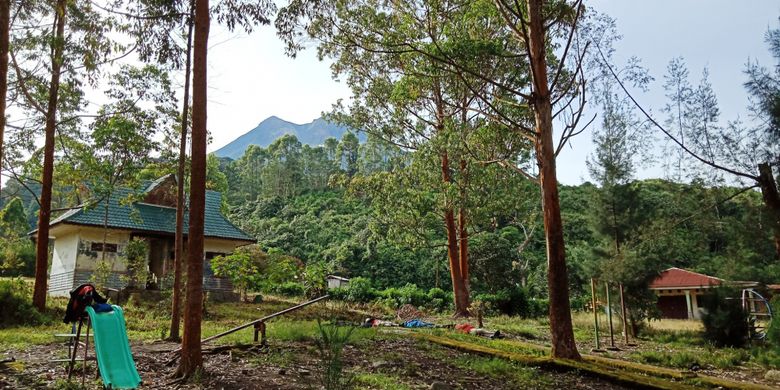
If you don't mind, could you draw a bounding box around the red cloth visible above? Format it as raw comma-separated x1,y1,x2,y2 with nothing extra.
455,323,474,334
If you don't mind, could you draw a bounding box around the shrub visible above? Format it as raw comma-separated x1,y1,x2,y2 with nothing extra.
315,320,355,390
122,239,149,289
342,277,376,303
273,282,305,297
426,288,452,312
90,260,113,292
475,287,543,317
766,296,780,348
302,261,331,298
0,279,46,328
211,247,267,301
700,287,749,348
397,283,427,307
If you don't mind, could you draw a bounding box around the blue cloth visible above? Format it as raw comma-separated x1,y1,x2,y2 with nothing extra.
402,319,434,328
91,303,114,313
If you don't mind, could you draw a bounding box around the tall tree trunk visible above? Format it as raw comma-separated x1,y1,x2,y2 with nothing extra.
176,0,209,377
458,158,469,298
0,0,9,201
442,151,469,316
32,0,66,312
527,0,580,360
758,162,780,258
170,0,195,342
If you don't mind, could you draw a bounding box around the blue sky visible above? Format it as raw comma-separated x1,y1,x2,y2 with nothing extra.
206,0,779,184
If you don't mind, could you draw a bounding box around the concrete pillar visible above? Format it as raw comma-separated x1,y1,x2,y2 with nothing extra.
685,290,693,319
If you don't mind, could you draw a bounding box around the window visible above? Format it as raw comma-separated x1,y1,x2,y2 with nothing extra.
91,243,118,253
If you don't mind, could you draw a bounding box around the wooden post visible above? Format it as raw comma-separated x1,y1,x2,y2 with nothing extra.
619,283,630,345
591,278,604,352
605,282,619,351
259,322,267,346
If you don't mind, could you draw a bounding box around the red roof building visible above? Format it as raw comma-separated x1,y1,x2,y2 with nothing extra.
649,268,723,320
649,267,723,290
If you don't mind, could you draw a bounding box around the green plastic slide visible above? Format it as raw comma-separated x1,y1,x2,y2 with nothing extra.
85,305,142,389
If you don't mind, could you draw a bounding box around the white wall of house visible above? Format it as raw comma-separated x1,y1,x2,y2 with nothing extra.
48,232,79,297
75,227,132,272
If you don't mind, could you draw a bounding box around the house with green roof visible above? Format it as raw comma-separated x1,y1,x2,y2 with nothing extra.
43,175,255,297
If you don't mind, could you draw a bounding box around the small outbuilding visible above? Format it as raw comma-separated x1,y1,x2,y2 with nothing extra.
649,267,723,320
326,275,350,289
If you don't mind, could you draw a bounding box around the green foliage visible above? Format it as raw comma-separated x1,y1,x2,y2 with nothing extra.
0,198,35,276
90,261,113,292
263,252,303,289
475,287,547,318
302,261,331,298
314,320,355,390
0,279,46,328
122,239,150,289
336,277,375,303
211,245,268,301
767,296,780,348
700,287,750,348
271,282,306,297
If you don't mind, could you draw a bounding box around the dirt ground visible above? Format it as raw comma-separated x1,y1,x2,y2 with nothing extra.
1,336,631,389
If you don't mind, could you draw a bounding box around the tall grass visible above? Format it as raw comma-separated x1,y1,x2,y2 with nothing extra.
314,319,355,390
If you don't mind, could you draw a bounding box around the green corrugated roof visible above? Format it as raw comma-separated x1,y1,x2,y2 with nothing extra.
49,185,254,242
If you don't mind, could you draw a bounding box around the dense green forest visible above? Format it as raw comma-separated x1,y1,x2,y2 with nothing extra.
214,132,776,297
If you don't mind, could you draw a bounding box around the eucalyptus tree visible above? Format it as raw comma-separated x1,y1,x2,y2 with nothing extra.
278,0,529,316
110,0,275,341
9,0,128,311
176,0,210,376
176,0,276,377
0,0,9,201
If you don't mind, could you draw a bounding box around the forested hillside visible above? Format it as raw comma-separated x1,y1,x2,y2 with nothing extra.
212,131,777,305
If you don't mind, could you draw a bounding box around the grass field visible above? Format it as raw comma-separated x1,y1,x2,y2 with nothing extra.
2,280,780,389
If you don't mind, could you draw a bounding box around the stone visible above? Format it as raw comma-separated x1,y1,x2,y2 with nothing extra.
299,369,311,376
765,369,780,381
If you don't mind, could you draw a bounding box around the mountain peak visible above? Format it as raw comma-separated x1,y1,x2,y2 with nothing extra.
214,116,364,159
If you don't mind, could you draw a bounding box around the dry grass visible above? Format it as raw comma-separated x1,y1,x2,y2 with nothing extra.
646,319,703,332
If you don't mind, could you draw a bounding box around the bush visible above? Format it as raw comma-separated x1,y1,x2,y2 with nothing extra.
700,287,749,347
342,277,376,303
123,239,149,289
0,279,46,328
397,283,427,307
474,287,545,317
315,320,355,389
273,282,305,297
766,296,780,348
211,246,267,301
426,288,452,312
